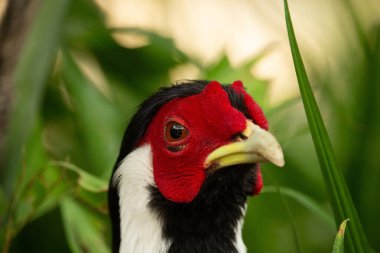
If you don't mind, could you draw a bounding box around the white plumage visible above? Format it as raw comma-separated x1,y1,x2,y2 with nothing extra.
114,145,171,253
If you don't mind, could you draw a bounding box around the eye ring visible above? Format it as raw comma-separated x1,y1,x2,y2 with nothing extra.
165,121,189,143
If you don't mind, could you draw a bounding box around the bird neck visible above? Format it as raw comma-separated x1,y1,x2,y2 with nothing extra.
148,186,248,253
114,145,170,253
148,164,254,253
114,145,253,253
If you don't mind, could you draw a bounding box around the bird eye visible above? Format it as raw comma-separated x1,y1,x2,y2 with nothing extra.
165,121,189,143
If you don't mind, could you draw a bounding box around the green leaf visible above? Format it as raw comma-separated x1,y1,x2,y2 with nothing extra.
1,0,71,197
59,49,123,178
283,1,371,252
51,161,108,193
332,219,350,253
1,121,69,250
61,198,110,253
12,164,68,232
0,188,6,247
272,186,304,253
262,186,335,230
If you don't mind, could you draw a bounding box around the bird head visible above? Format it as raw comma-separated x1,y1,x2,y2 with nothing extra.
138,80,283,202
109,80,284,253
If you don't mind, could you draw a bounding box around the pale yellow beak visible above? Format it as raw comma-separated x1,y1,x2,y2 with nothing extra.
205,120,285,172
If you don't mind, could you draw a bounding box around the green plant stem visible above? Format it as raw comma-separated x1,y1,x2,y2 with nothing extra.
277,187,304,253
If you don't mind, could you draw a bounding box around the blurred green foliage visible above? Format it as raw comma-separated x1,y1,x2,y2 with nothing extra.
0,0,379,252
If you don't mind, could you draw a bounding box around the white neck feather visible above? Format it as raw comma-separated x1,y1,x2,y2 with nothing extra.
113,145,170,253
113,144,247,253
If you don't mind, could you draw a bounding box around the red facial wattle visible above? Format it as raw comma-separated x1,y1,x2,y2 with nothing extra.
142,81,268,202
231,80,268,195
231,80,268,130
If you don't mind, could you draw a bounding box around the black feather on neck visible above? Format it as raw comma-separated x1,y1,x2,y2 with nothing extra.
148,164,258,253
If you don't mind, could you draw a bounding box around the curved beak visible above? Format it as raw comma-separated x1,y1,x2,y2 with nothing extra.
205,120,284,172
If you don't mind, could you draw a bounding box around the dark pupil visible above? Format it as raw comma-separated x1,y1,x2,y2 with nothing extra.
170,124,183,139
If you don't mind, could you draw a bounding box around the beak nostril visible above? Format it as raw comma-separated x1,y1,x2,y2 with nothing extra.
232,133,248,142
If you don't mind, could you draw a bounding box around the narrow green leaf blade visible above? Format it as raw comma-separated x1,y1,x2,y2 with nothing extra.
283,1,370,252
61,198,109,253
274,186,304,253
51,161,108,193
332,219,350,253
59,49,123,178
2,0,71,196
262,186,335,230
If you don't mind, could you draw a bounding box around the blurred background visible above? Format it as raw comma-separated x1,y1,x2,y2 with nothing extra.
0,0,380,252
